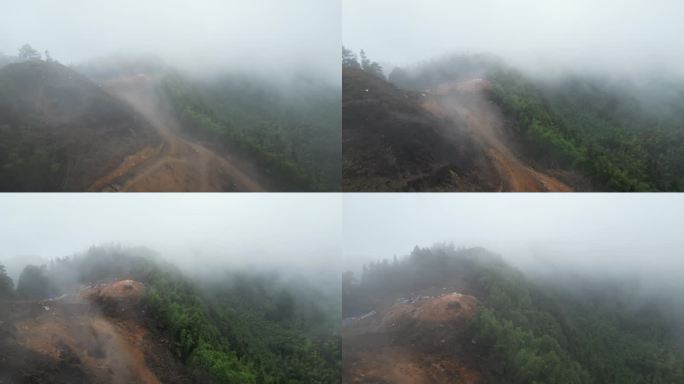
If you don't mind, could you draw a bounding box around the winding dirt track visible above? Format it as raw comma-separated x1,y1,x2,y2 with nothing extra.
423,80,572,192
88,76,265,192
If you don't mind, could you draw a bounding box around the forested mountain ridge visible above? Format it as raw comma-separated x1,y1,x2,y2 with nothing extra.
343,244,684,383
0,245,340,383
0,45,340,191
387,54,684,191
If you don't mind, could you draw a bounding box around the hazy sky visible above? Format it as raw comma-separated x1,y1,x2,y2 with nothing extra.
0,194,341,279
343,194,684,279
344,0,684,75
1,0,340,79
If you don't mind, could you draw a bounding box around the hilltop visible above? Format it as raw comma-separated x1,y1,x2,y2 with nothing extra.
0,52,341,192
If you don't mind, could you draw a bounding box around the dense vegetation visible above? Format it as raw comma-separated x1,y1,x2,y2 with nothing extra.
488,69,684,191
161,73,341,191
388,54,684,191
10,245,340,383
344,245,684,383
0,264,13,298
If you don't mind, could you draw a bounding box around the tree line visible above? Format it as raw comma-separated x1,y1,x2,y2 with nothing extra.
342,46,384,79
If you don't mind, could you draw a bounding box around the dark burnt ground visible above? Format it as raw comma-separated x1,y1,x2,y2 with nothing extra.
0,61,160,191
342,67,499,192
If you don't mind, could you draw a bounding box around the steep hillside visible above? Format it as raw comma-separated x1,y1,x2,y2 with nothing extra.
0,246,341,383
488,70,684,191
88,74,267,192
343,67,499,191
422,79,573,191
161,73,341,191
343,245,684,383
0,58,338,191
0,61,160,191
388,54,684,191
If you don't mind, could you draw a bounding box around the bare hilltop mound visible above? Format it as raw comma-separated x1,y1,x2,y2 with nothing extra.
343,288,480,384
0,60,160,191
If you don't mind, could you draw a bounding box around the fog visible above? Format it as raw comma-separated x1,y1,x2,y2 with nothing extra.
343,0,684,77
343,193,684,283
0,193,341,282
1,0,339,81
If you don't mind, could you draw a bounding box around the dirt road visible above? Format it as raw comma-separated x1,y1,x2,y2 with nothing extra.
88,76,265,192
423,79,572,192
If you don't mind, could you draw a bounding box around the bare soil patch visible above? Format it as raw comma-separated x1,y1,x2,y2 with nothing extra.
422,79,573,192
343,292,481,384
90,76,266,192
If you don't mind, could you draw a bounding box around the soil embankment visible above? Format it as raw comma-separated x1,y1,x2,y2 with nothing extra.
423,79,572,192
343,291,480,384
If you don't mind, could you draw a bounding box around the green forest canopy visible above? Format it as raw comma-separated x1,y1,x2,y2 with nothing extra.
162,73,341,192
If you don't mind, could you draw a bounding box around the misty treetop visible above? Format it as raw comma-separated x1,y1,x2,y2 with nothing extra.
18,44,41,61
343,46,384,79
11,43,57,64
0,264,14,298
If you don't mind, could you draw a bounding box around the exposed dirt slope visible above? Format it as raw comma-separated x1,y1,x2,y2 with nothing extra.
0,281,194,384
342,68,499,191
89,75,266,192
0,61,160,191
423,80,572,192
343,291,481,384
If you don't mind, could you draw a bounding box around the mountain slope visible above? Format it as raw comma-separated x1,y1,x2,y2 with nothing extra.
343,67,499,191
388,54,684,191
161,73,342,191
87,75,267,192
343,245,684,383
0,61,160,191
0,246,341,383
